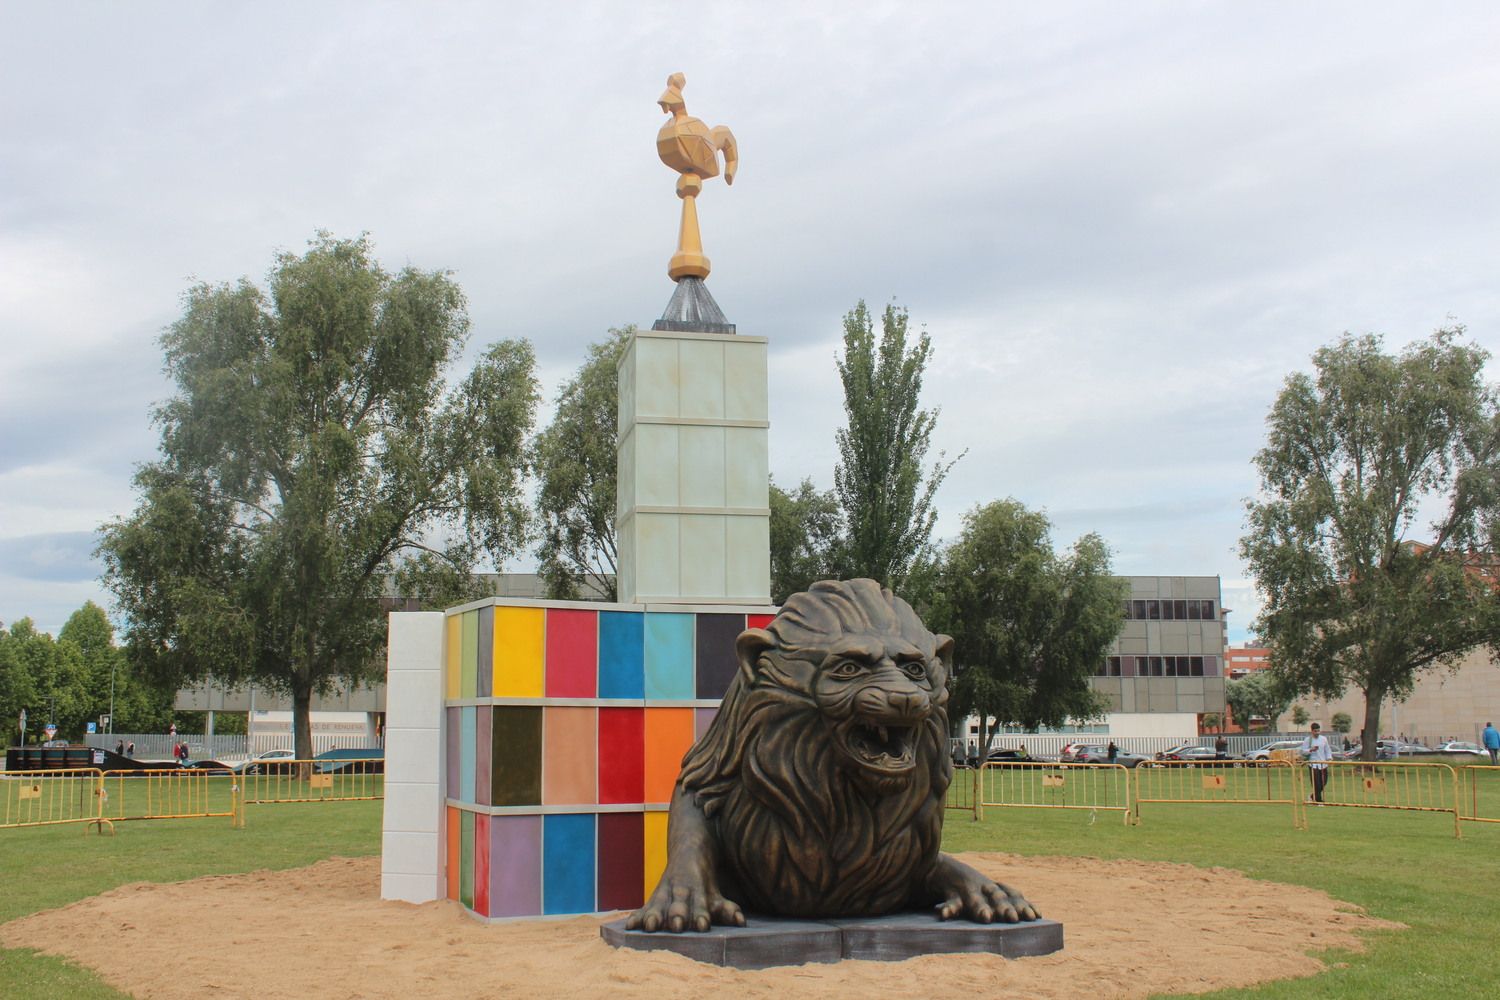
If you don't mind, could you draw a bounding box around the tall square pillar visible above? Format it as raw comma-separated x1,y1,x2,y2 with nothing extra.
616,328,770,605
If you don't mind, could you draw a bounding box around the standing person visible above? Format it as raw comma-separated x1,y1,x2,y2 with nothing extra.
1300,721,1332,804
1214,734,1228,760
1483,722,1500,766
1107,741,1119,764
115,739,125,755
126,741,135,757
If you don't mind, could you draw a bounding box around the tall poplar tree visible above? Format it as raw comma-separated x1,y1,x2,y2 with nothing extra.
99,233,538,760
833,301,959,589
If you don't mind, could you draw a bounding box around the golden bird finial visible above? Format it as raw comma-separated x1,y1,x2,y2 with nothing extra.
655,73,738,281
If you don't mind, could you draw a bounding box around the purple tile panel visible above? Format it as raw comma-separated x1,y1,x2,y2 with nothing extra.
694,707,718,741
488,814,543,918
476,706,493,806
445,706,461,801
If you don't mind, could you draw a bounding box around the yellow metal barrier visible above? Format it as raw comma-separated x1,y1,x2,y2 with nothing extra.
944,765,980,819
239,758,384,813
99,768,238,827
1132,759,1305,829
979,761,1132,825
1313,760,1460,838
0,768,106,831
1460,764,1500,824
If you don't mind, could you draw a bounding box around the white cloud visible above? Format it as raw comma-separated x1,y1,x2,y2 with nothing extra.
3,1,1499,634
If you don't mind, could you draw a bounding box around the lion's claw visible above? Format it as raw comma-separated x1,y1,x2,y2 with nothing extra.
929,854,1040,924
629,868,744,933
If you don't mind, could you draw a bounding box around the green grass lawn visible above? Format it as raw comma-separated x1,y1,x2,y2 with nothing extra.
1,793,1497,997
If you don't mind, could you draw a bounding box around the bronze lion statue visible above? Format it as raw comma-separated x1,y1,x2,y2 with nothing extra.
628,578,1039,932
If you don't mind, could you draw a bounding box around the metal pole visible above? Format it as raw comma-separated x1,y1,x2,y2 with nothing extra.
108,660,117,735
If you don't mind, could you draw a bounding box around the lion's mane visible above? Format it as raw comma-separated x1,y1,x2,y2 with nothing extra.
676,580,953,917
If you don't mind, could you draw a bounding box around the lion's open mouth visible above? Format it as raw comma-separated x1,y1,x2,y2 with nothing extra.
844,720,918,772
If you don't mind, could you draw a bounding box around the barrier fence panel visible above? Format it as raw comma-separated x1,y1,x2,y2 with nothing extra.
1460,765,1500,823
239,758,385,809
99,769,238,826
979,762,1132,824
0,769,104,830
1132,760,1304,829
1315,760,1460,838
944,766,980,819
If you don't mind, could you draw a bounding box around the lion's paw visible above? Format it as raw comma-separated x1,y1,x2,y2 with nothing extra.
929,854,1040,923
626,875,746,934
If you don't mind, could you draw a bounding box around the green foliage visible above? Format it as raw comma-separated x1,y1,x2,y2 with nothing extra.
1331,711,1354,734
1202,711,1224,732
768,476,842,603
1240,328,1500,758
530,327,631,600
1292,704,1310,727
1225,669,1293,731
98,233,538,758
932,499,1125,747
833,301,959,589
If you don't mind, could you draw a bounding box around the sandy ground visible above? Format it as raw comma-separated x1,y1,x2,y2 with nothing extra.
0,852,1398,1000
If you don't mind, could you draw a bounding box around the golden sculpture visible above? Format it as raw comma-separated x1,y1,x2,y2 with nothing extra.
657,72,737,281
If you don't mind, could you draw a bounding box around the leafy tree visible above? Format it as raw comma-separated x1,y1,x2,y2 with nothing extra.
530,328,632,600
1224,669,1292,733
933,499,1125,756
768,476,842,603
0,618,93,741
99,233,538,760
0,622,39,742
833,301,959,589
1240,329,1500,759
1331,711,1353,734
1201,711,1224,732
1291,705,1310,728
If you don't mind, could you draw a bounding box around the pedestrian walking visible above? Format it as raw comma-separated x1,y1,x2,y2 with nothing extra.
1483,722,1499,766
1300,722,1332,804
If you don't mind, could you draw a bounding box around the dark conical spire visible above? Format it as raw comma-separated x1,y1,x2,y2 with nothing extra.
652,277,735,334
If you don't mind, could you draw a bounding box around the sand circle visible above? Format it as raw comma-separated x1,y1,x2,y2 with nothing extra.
0,852,1398,999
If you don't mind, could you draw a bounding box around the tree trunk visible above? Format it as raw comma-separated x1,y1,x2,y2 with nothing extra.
293,680,313,764
1359,686,1383,762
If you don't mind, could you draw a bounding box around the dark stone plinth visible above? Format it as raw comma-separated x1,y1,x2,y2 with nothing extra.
601,916,842,969
652,276,735,334
830,912,1064,962
600,913,1064,969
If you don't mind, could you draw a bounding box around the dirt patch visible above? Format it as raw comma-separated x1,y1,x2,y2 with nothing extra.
0,852,1398,999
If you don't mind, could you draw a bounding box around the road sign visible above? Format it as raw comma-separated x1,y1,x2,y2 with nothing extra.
87,722,97,734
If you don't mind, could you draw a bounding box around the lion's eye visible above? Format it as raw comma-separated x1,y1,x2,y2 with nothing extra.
831,660,862,678
901,661,927,680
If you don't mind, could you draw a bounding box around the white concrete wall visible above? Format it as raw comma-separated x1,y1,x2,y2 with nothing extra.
380,612,446,904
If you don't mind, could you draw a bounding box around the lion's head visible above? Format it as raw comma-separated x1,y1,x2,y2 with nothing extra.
737,579,953,793
675,579,955,916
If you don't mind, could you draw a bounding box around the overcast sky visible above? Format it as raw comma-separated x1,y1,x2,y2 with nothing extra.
3,2,1498,643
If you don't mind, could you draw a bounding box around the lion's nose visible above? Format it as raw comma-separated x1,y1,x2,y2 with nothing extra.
888,689,929,718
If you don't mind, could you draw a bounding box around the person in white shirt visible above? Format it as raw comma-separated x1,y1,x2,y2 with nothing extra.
1301,722,1332,804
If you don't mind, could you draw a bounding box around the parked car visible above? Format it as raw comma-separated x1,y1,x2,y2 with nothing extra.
1155,745,1227,765
233,748,298,774
1064,744,1150,768
1435,740,1487,759
984,748,1033,764
1244,740,1306,762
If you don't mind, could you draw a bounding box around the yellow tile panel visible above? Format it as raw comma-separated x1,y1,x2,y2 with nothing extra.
493,606,545,697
